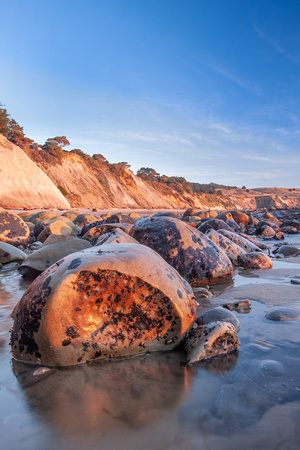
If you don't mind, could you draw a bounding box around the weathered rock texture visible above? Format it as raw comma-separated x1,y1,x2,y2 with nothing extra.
130,217,233,285
11,243,197,367
0,135,70,209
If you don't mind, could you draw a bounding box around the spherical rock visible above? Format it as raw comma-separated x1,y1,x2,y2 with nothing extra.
25,222,35,232
11,243,197,367
206,229,246,265
82,223,133,245
222,300,251,313
181,215,202,224
218,229,262,253
196,306,240,330
73,214,101,229
130,217,233,285
256,220,280,235
29,211,59,225
265,307,300,321
237,252,273,269
281,226,299,234
275,245,300,258
194,211,211,219
261,225,276,239
0,208,30,247
106,213,136,224
37,220,76,243
229,211,249,226
95,228,139,246
183,208,201,218
61,211,80,221
184,321,239,365
280,219,300,230
0,241,27,264
197,219,234,234
18,237,92,278
215,212,234,222
239,233,270,250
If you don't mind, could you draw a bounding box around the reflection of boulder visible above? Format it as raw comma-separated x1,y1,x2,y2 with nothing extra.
13,350,193,434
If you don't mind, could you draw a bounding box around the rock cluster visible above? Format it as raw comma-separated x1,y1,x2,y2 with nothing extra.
0,206,298,367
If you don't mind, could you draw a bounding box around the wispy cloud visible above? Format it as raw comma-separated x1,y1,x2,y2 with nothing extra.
253,23,300,65
205,62,259,94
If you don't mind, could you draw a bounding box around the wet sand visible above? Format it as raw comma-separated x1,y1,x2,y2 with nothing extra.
1,230,300,449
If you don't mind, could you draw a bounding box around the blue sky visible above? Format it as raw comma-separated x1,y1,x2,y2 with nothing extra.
1,0,300,188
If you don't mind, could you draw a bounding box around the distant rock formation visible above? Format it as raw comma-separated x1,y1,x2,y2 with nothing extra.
0,135,70,209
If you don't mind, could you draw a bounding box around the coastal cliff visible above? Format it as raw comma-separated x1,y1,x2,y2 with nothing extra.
1,134,300,210
0,135,70,209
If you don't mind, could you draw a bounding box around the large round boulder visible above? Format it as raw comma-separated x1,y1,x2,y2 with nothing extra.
29,211,59,224
0,208,30,247
11,243,197,367
37,220,77,243
18,237,92,278
206,229,246,265
218,229,262,252
229,211,250,227
73,214,102,229
0,241,27,264
197,219,234,234
130,217,233,285
105,213,137,224
82,223,133,245
237,252,273,269
95,228,139,246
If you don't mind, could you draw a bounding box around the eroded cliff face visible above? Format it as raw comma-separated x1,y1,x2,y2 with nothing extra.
0,136,70,209
1,133,300,211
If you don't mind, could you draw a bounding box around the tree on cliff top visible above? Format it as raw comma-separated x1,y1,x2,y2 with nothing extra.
43,136,70,149
42,136,70,160
7,119,33,148
0,103,10,134
52,136,70,148
137,167,160,180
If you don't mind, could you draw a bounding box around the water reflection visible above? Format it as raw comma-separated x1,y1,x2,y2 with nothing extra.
196,352,239,374
13,350,194,435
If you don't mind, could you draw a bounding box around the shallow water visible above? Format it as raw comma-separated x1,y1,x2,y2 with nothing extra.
1,237,300,449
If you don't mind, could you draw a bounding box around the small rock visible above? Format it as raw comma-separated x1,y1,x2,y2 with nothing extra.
223,300,251,314
238,252,273,269
184,321,239,365
265,307,300,321
196,306,240,330
275,245,300,258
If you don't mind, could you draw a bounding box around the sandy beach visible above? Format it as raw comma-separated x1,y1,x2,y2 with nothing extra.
1,221,300,448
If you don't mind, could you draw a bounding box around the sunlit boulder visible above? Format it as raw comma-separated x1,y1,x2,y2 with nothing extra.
11,243,197,367
130,217,233,285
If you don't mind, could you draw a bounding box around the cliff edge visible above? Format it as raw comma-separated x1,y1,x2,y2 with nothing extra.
0,135,70,209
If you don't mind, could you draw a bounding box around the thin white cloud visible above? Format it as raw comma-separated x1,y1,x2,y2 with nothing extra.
253,23,300,65
205,62,259,94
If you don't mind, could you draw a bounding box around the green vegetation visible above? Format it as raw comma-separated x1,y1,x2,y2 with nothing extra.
0,103,9,134
57,185,68,196
0,103,33,148
136,167,160,180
